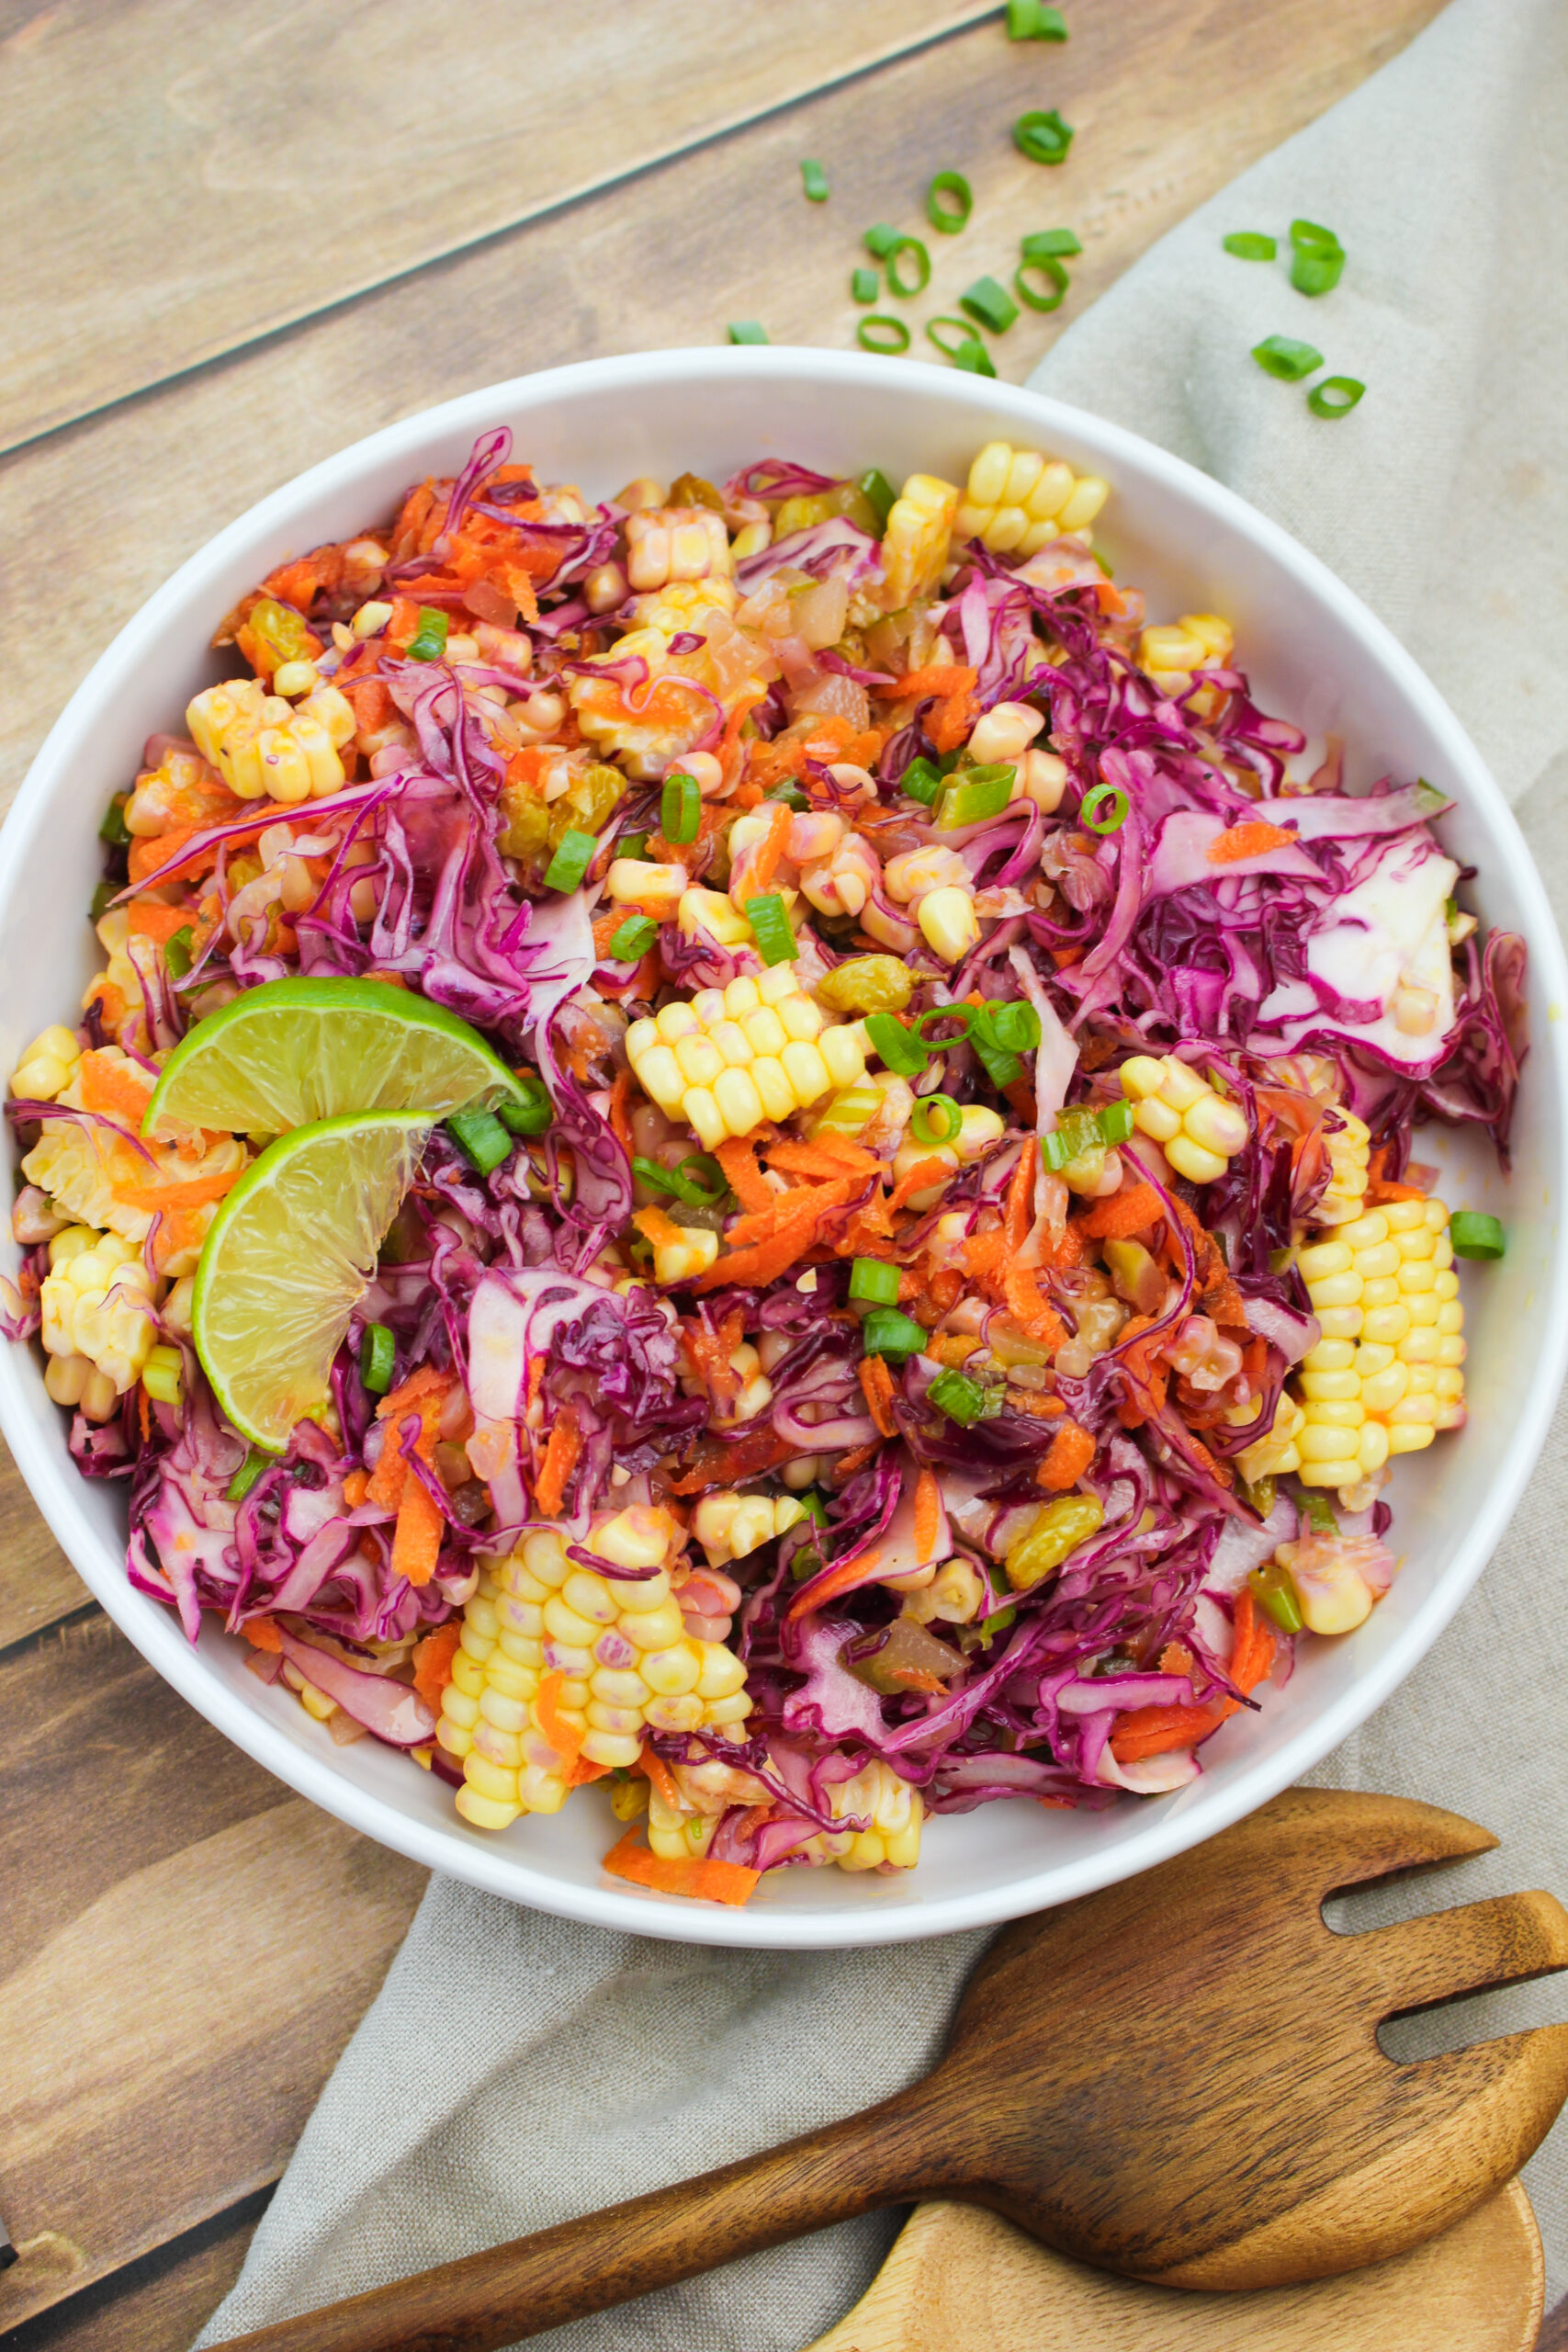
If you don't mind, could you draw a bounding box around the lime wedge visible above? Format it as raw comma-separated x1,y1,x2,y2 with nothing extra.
193,1111,430,1450
144,977,522,1139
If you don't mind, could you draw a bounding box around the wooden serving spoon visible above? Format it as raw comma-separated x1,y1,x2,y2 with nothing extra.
805,2187,1545,2352
221,1790,1568,2352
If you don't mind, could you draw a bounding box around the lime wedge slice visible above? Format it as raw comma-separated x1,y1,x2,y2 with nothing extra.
144,977,522,1139
193,1110,430,1450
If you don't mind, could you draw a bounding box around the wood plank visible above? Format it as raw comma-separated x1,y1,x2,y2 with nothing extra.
0,2193,268,2352
0,0,1442,829
0,1612,426,2333
0,0,999,454
0,1436,93,1653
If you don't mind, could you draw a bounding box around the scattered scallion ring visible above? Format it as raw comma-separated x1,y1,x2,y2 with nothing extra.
862,1305,929,1360
446,1107,513,1175
913,1005,975,1048
977,1001,1041,1056
800,158,829,203
1252,334,1324,381
1307,375,1366,419
359,1322,397,1395
926,315,983,359
634,1154,728,1207
952,337,997,378
141,1345,185,1408
911,1093,963,1148
863,1012,930,1077
1079,782,1130,833
1014,256,1068,311
851,266,879,306
543,827,598,893
1289,217,1341,254
1223,232,1277,260
857,468,897,527
660,771,701,844
864,222,902,257
1099,1097,1135,1145
497,1072,552,1136
1013,107,1075,164
615,829,649,864
900,755,944,807
885,236,931,298
928,1367,994,1425
746,891,798,965
858,314,911,355
1007,0,1067,35
1291,248,1344,297
164,926,194,980
606,913,658,962
1040,1106,1102,1171
849,1257,901,1306
1450,1210,1506,1261
405,606,449,662
1021,227,1082,259
927,171,973,233
225,1448,271,1505
961,276,1020,334
728,321,769,345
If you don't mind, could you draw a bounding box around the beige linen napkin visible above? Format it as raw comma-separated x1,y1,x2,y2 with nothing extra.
198,0,1568,2339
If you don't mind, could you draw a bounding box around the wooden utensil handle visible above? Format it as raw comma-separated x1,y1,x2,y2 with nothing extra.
218,2083,949,2352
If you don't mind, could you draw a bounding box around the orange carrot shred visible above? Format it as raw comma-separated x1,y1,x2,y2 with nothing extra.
913,1466,941,1563
886,1155,953,1215
633,1204,686,1251
784,1131,880,1177
376,1364,452,1422
126,899,199,944
766,1136,878,1182
240,1619,283,1653
342,1467,370,1510
390,1476,444,1588
715,1137,773,1214
602,1828,760,1906
1004,1141,1036,1253
412,1622,462,1707
568,1757,611,1787
637,1748,684,1811
1077,1182,1164,1239
117,1169,241,1214
532,1668,584,1770
786,1547,884,1622
1003,1259,1065,1346
858,1354,897,1440
607,1069,633,1154
77,1050,152,1125
1207,820,1298,865
897,662,977,703
747,799,792,892
1037,1420,1096,1492
534,1408,582,1519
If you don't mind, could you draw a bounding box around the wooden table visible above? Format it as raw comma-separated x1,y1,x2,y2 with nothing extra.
6,4,1562,2346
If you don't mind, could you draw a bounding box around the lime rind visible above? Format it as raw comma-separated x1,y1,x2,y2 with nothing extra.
144,977,522,1140
192,1109,431,1451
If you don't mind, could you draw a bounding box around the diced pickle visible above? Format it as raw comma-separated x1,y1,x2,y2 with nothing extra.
497,780,550,859
773,483,882,540
816,956,913,1014
244,597,316,671
667,472,727,514
1005,1496,1105,1591
546,763,626,851
848,1618,962,1694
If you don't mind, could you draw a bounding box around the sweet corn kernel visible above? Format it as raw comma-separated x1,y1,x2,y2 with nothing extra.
1120,1055,1247,1181
882,473,961,605
958,442,1106,558
625,969,863,1144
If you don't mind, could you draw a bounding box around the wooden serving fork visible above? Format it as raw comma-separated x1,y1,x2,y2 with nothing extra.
221,1789,1568,2351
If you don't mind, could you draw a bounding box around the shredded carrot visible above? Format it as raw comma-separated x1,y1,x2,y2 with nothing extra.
1207,820,1298,865
1077,1182,1163,1239
787,1547,884,1622
830,1439,882,1481
1229,1587,1277,1695
897,662,977,704
534,1408,582,1519
117,1169,241,1213
602,1827,760,1906
785,1131,881,1177
1364,1147,1426,1204
1110,1590,1275,1762
240,1619,283,1653
694,1181,857,1292
375,1364,450,1423
930,688,977,756
568,1757,611,1787
766,1136,878,1182
607,1068,633,1155
1038,1420,1096,1491
637,1748,684,1812
1004,1259,1066,1346
960,1227,1009,1280
1015,1390,1066,1419
412,1622,462,1708
747,799,792,892
886,1155,953,1216
390,1475,444,1589
633,1204,685,1252
530,1668,585,1770
913,1466,942,1563
76,1050,152,1124
715,1136,773,1214
1004,1141,1036,1253
858,1353,897,1439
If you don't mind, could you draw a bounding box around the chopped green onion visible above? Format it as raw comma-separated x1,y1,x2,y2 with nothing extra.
1079,782,1130,833
864,222,903,257
935,763,1015,830
952,337,998,378
141,1343,185,1408
961,276,1020,334
747,892,798,965
911,1093,963,1147
660,771,701,844
1014,108,1075,165
634,1153,728,1206
543,828,598,893
972,1604,1017,1645
1289,217,1341,254
885,237,931,298
406,606,449,662
89,880,118,921
1040,1107,1103,1170
497,1072,552,1136
1307,375,1366,419
360,1322,397,1395
928,1367,995,1425
859,315,911,355
446,1106,513,1175
764,778,811,810
1301,1490,1339,1535
606,914,658,962
849,1257,901,1306
900,756,944,807
1251,334,1324,381
1014,256,1069,311
1291,248,1345,297
98,794,131,848
977,1001,1041,1056
926,315,983,359
863,1012,930,1077
1100,1097,1135,1146
616,830,649,864
164,925,194,980
851,266,880,306
1450,1210,1506,1261
1021,228,1082,258
1223,232,1277,260
1007,0,1067,36
800,158,830,203
862,1306,928,1360
857,468,897,528
927,172,973,233
1248,1558,1304,1634
728,321,769,345
226,1449,271,1504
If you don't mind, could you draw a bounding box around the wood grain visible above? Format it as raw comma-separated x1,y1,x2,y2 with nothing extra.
0,2194,269,2352
806,2190,1545,2352
0,0,1444,830
211,1792,1568,2352
0,0,1000,455
0,1612,426,2335
0,1436,91,1652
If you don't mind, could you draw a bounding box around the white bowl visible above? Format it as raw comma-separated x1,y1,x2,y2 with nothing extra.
4,348,1564,1948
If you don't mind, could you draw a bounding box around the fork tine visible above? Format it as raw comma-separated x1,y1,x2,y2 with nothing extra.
1273,1788,1497,1898
1392,2021,1568,2177
1350,1889,1568,2019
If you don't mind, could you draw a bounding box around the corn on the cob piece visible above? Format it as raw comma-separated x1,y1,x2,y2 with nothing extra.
39,1225,155,1394
625,508,732,593
436,1508,753,1832
954,440,1110,558
186,678,346,804
1293,1198,1465,1493
646,1753,924,1873
691,1488,808,1565
882,473,961,606
630,577,739,635
1230,1392,1305,1484
1119,1055,1248,1185
1312,1111,1371,1227
625,966,866,1149
1137,613,1235,691
11,1023,82,1102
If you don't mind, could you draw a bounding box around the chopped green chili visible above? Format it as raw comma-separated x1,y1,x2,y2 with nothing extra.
164,926,194,980
98,794,131,848
900,755,944,807
1249,1558,1305,1634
